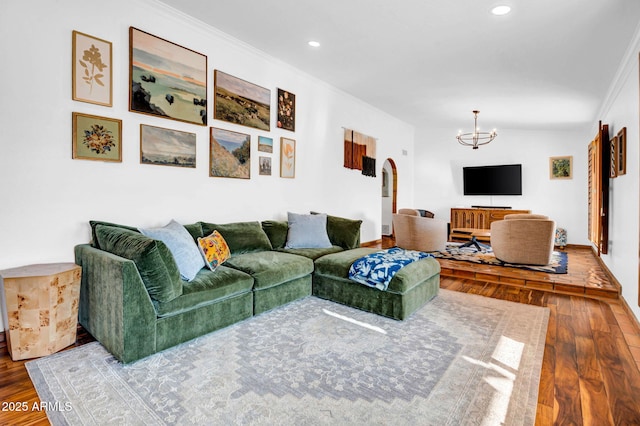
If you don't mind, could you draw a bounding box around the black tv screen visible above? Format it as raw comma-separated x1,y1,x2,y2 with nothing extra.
463,164,522,196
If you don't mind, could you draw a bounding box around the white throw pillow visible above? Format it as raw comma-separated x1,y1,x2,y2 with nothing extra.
285,212,333,249
139,219,204,281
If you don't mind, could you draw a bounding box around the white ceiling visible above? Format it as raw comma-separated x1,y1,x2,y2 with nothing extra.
159,0,640,132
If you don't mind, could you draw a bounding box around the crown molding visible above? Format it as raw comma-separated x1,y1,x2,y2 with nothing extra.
596,21,640,122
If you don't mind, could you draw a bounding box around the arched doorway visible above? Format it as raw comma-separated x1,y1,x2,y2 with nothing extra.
381,158,398,236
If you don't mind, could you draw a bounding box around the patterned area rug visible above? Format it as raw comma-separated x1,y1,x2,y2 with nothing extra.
27,291,549,425
432,243,568,274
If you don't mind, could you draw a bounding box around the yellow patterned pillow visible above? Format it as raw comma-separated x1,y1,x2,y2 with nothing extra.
197,230,231,271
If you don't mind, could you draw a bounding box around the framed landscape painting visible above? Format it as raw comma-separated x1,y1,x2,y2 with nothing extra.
129,27,207,126
210,127,251,179
140,124,196,168
72,112,121,162
72,30,112,106
277,88,295,132
258,136,273,153
214,70,270,130
549,156,572,179
280,137,296,178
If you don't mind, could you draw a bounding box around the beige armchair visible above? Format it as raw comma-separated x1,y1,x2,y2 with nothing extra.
392,209,448,252
490,214,556,265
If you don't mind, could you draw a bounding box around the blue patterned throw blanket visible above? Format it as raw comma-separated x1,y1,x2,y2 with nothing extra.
348,247,433,291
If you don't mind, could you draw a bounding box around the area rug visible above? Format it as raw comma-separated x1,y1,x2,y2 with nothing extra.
26,291,549,426
432,243,568,274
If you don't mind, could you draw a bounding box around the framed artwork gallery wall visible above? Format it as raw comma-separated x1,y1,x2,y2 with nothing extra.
0,0,417,317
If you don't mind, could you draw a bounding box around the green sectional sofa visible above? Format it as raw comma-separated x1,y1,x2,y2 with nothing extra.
75,214,441,364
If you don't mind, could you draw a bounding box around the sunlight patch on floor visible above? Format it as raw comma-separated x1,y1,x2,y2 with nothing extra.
462,335,525,425
492,335,524,371
322,309,388,334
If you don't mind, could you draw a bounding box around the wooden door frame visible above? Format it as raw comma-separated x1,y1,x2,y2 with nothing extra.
386,158,398,215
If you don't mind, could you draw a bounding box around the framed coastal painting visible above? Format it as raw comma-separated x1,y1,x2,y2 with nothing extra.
72,112,121,162
258,135,273,153
280,137,296,178
129,27,207,126
617,127,627,176
549,156,572,179
214,70,270,130
210,127,251,179
277,88,295,132
72,30,112,106
140,124,196,168
259,156,272,175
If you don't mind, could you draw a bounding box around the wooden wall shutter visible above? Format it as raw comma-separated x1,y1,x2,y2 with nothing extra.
587,121,610,255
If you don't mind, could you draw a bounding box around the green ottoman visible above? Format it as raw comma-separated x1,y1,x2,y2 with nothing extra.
312,248,440,320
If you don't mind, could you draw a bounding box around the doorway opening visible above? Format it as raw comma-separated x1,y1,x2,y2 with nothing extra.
381,158,397,236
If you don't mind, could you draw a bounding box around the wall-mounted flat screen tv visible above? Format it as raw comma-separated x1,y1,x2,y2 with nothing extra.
463,164,522,196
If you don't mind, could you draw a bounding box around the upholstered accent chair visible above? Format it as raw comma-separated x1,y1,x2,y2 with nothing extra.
392,209,448,252
490,214,556,265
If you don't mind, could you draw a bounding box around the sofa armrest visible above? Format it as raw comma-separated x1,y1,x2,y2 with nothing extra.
75,244,157,363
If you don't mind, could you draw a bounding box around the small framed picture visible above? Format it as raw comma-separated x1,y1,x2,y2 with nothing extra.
549,156,572,179
72,112,122,162
140,124,196,168
617,127,627,176
258,135,273,153
277,88,295,132
72,31,112,106
259,156,272,175
280,137,296,178
609,136,618,178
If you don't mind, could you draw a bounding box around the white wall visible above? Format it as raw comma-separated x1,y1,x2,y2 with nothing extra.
412,126,589,244
598,27,640,322
0,0,416,329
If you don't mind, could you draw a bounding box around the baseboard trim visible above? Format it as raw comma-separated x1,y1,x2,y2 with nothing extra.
589,246,623,293
360,239,382,248
0,330,4,344
586,247,640,333
620,294,640,335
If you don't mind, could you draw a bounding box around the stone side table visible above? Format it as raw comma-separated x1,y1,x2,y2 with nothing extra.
0,263,81,361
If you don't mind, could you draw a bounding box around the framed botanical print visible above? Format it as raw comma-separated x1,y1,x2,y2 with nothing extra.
549,156,572,179
277,88,295,132
210,127,251,179
280,137,296,178
140,124,196,168
72,31,112,106
72,112,122,162
129,27,207,125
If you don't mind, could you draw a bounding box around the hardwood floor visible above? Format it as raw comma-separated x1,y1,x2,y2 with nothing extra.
1,244,639,425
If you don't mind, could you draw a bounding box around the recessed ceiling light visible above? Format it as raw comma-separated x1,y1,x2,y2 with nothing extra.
491,5,511,16
308,40,321,48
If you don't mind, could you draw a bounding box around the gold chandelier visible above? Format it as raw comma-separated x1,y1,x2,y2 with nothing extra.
456,110,497,149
